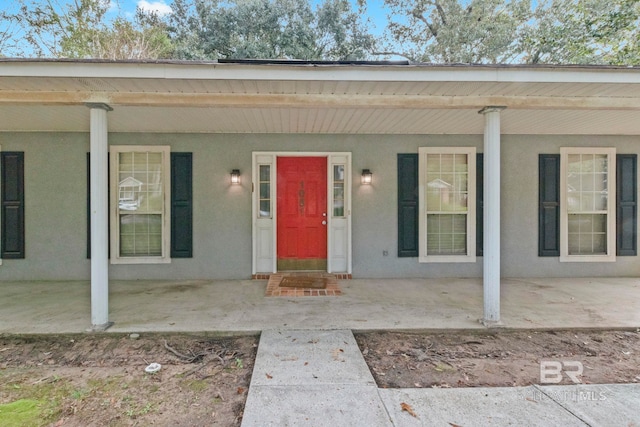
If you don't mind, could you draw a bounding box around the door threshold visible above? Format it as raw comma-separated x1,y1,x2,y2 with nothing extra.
278,270,327,273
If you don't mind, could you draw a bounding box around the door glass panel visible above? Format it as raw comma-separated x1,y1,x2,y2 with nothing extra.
333,165,345,217
259,165,271,218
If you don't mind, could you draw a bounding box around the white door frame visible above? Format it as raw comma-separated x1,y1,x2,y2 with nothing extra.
252,151,352,274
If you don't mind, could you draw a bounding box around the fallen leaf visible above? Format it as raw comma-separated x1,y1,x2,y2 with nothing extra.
401,402,418,418
237,387,245,394
449,423,463,427
266,373,273,379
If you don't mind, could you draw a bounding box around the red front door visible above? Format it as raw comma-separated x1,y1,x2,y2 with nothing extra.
277,157,327,270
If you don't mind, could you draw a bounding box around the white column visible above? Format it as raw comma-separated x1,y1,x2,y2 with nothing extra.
87,103,113,330
480,106,505,326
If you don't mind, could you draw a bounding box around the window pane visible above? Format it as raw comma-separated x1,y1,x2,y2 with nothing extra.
119,214,162,257
564,150,611,258
426,214,467,255
260,164,270,181
260,183,270,199
568,214,607,255
566,153,608,213
333,165,345,217
259,200,270,216
454,154,468,172
426,189,442,211
259,165,271,218
118,152,163,214
424,151,470,257
116,149,166,259
426,154,468,213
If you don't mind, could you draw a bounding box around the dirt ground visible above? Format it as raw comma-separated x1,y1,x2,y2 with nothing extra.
2,329,640,426
355,329,640,389
0,333,258,426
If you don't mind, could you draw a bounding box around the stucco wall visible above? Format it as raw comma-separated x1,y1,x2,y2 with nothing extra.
0,132,638,281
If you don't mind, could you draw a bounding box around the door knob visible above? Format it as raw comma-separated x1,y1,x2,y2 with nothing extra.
322,212,327,217
322,220,327,225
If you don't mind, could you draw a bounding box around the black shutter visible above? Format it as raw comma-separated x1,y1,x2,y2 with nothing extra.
476,153,484,257
1,152,25,259
398,154,419,257
617,154,637,256
171,152,193,258
538,154,560,257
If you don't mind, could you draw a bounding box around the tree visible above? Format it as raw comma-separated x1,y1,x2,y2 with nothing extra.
0,8,20,57
381,0,640,65
8,0,173,59
519,0,640,65
168,0,376,60
381,0,533,63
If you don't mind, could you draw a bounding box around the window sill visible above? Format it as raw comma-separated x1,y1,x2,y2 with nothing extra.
559,255,615,263
110,257,171,265
419,255,476,263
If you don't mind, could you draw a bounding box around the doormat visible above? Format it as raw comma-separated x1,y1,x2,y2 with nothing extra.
279,276,327,289
265,273,342,297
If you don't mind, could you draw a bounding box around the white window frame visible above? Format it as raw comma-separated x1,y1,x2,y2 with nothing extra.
419,146,476,263
560,147,616,262
110,145,171,264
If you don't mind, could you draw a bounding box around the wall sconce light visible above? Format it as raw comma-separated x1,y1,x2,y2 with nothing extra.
361,169,372,185
230,169,241,184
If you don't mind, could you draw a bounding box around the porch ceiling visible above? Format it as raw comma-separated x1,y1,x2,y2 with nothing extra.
1,60,640,135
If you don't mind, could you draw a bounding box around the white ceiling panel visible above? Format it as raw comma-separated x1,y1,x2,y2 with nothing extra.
0,104,639,135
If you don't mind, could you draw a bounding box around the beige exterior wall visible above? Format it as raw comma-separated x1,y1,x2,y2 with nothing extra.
0,132,638,281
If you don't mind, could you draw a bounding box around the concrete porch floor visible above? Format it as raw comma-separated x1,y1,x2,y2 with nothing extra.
1,277,639,334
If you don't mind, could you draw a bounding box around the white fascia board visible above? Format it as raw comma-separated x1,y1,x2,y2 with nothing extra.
1,60,639,85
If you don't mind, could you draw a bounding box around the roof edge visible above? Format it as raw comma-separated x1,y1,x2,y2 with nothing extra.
0,57,638,71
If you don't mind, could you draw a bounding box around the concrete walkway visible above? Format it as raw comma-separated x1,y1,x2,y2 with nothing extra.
242,330,640,427
242,330,391,426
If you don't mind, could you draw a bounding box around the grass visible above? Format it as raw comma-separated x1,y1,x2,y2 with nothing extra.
0,369,163,425
0,371,75,425
182,379,208,392
0,399,43,427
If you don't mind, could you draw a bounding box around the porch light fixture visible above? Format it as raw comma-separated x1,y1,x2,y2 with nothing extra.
361,169,372,185
230,169,241,184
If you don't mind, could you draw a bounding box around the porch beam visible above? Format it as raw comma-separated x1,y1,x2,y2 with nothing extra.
1,91,640,111
480,106,505,327
88,102,113,331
